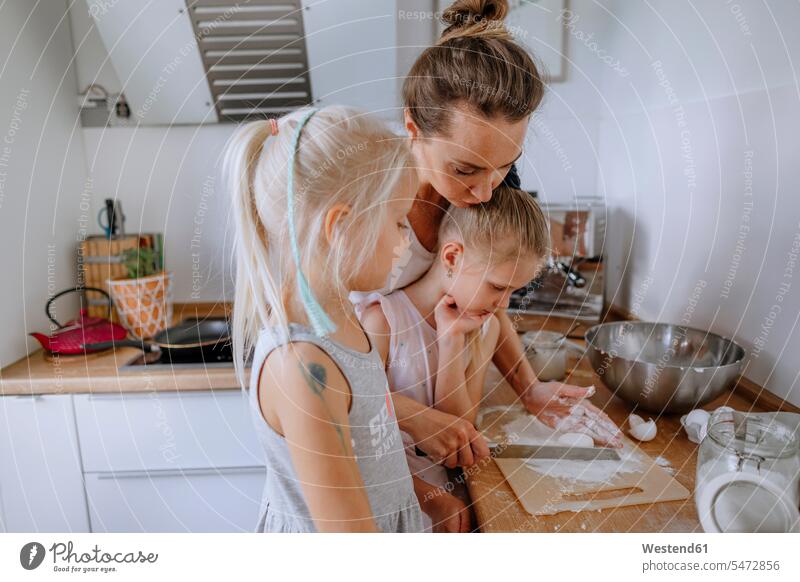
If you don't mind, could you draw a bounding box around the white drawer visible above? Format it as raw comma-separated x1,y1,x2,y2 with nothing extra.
74,390,264,473
85,466,266,532
0,394,89,532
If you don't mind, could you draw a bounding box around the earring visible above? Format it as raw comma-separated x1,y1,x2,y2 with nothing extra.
447,268,453,278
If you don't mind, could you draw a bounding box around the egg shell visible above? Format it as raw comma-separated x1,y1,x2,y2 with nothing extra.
628,417,657,441
628,413,645,427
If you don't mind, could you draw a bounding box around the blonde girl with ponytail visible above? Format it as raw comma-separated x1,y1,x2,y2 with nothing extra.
227,106,423,532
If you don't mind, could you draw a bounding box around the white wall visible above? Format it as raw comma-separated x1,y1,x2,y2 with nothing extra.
303,0,400,118
68,0,123,95
81,125,237,302
0,0,89,367
396,0,437,104
593,0,800,406
507,0,610,203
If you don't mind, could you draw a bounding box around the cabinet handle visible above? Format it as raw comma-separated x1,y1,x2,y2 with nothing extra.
85,391,240,401
94,465,265,480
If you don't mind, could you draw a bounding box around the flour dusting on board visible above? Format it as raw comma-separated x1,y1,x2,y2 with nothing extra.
524,450,643,485
500,414,558,445
479,405,644,485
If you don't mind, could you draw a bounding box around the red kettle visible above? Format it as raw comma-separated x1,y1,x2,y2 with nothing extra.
30,287,128,355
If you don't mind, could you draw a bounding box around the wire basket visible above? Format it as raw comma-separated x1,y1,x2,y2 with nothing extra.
106,271,173,339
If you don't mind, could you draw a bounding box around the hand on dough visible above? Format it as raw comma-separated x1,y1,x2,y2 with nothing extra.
522,381,623,448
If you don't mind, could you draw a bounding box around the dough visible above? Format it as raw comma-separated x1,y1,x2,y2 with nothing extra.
556,432,594,448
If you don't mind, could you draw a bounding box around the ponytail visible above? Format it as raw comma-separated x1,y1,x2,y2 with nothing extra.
226,120,285,388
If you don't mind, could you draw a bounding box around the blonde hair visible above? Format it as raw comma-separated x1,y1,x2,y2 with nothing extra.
226,106,412,386
439,184,549,261
438,184,550,365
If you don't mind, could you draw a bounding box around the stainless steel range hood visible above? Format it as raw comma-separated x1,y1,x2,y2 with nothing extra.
85,0,313,125
186,0,314,122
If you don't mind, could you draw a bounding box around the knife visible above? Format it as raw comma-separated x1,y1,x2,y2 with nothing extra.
489,443,621,461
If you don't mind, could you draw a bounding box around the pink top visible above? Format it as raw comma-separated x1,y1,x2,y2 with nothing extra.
365,289,492,531
375,290,445,487
371,290,490,489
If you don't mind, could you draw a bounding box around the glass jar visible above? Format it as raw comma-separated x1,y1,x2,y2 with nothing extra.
695,409,800,532
521,330,582,382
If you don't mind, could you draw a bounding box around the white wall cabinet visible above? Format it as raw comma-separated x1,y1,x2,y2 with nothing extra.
0,394,89,532
1,389,266,533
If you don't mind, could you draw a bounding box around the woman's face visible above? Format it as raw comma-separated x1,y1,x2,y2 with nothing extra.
405,105,528,208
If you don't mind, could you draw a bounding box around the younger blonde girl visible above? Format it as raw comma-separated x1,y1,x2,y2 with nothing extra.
228,106,423,532
361,185,623,532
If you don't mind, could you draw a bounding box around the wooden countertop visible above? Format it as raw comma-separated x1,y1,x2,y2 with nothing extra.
0,346,242,395
465,314,798,533
0,302,242,395
4,301,798,534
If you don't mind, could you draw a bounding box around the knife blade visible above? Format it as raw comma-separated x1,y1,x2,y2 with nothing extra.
489,443,621,461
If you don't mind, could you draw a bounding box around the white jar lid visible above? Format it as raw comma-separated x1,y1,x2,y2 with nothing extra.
697,471,800,533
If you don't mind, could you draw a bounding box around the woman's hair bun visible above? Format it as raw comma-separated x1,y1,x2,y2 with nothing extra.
404,0,544,136
439,0,511,43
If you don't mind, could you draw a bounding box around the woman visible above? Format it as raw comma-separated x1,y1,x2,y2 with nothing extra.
357,0,621,468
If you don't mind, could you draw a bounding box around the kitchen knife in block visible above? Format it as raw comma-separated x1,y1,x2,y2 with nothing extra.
493,447,690,516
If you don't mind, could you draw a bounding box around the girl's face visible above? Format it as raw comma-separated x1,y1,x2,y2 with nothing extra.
350,169,418,292
441,243,543,317
405,106,528,208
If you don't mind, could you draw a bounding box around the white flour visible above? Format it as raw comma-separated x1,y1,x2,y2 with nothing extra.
524,450,643,485
481,405,644,486
500,414,559,445
654,455,671,467
654,455,675,475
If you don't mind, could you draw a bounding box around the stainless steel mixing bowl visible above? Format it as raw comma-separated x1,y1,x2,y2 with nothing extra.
584,322,746,414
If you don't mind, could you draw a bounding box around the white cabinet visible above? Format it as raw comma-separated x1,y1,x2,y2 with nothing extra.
0,389,266,533
73,390,264,472
0,394,89,532
73,389,265,532
84,466,265,533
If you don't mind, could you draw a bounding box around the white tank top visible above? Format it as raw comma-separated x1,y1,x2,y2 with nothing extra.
370,290,490,489
349,218,436,315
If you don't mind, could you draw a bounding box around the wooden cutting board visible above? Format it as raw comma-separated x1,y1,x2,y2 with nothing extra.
493,448,690,516
477,405,690,516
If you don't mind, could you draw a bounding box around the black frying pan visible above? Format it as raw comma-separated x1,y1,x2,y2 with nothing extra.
82,318,232,363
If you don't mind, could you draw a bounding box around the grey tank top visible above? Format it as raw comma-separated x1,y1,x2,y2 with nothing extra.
248,323,424,533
